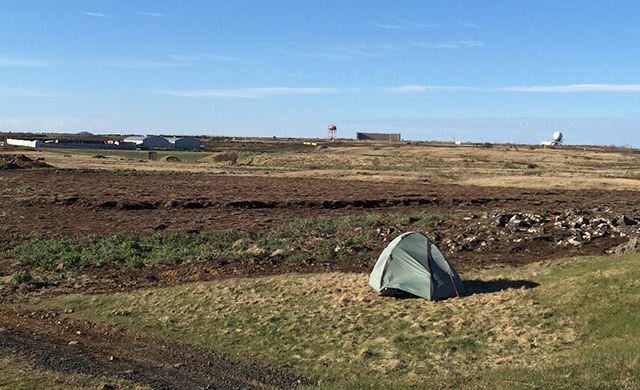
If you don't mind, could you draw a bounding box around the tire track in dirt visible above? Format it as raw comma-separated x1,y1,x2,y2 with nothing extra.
0,308,311,390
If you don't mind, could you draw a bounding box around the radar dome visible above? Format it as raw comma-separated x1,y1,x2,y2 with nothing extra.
553,131,563,142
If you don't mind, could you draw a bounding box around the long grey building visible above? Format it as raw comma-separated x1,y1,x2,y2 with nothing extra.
121,136,202,149
356,132,401,141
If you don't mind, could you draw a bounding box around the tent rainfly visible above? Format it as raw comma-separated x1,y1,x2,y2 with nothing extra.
369,232,465,301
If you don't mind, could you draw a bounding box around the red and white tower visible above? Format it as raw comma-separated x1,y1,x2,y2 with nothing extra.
327,124,337,140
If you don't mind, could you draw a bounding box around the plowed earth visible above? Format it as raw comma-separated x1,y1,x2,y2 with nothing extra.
2,169,640,389
2,170,639,274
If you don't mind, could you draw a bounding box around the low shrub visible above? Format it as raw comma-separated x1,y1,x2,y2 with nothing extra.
10,270,33,285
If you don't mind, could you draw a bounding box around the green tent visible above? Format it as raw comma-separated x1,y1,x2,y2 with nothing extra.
369,232,465,300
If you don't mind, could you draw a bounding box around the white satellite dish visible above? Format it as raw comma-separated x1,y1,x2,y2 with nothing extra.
553,131,563,143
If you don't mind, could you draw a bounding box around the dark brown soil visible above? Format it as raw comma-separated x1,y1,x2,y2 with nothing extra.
0,154,51,170
0,307,311,390
2,170,639,270
2,169,640,389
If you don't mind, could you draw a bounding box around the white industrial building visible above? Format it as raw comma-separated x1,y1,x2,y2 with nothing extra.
5,135,203,150
6,138,44,148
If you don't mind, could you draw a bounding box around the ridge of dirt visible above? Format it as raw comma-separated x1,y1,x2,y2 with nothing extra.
0,154,52,170
0,307,312,390
2,169,639,302
2,170,640,245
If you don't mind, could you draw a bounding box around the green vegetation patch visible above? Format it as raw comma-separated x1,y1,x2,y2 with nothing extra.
49,253,640,389
10,270,32,285
9,212,452,271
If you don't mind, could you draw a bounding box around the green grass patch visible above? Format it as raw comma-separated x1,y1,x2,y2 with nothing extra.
10,270,32,285
11,232,254,270
47,253,640,389
9,212,453,271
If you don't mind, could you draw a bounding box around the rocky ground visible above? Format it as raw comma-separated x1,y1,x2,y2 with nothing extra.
439,209,640,258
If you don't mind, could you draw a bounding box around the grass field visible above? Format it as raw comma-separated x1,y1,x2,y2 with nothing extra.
5,141,640,189
46,252,640,389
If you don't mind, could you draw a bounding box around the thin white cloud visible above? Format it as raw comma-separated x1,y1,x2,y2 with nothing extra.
93,59,192,69
169,53,239,62
158,87,341,98
391,18,435,29
138,12,165,17
0,56,48,67
370,22,403,29
412,40,484,49
390,85,431,94
457,40,484,47
170,54,202,62
93,51,238,69
501,84,640,92
372,18,435,30
138,46,240,62
390,83,640,94
266,42,399,61
390,85,472,94
0,87,53,97
453,18,480,28
268,38,480,62
328,44,385,58
84,12,110,18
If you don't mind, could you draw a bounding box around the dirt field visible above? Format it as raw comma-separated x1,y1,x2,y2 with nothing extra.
1,140,640,389
2,168,639,269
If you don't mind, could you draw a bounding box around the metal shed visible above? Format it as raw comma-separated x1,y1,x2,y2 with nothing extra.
165,137,202,150
123,136,172,149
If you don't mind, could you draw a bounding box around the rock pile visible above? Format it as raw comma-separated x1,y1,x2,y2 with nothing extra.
439,209,640,255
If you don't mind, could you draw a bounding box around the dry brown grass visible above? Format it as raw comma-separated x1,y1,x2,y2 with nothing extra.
54,271,573,382
202,151,238,163
46,251,640,389
0,149,226,173
270,144,640,190
4,141,640,190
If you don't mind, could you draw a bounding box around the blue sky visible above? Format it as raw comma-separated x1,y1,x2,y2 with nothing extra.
2,1,640,146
